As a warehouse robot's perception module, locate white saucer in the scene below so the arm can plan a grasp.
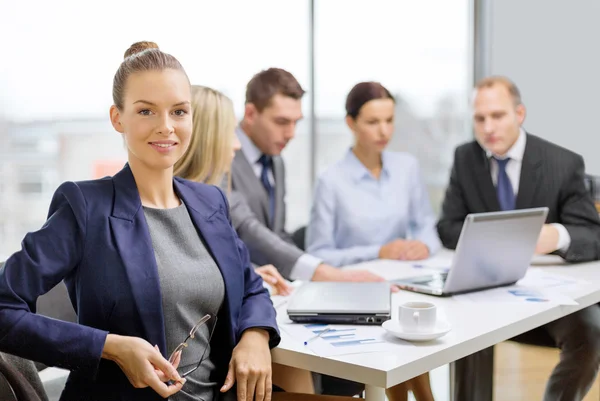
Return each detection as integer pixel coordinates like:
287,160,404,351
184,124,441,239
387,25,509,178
382,320,452,342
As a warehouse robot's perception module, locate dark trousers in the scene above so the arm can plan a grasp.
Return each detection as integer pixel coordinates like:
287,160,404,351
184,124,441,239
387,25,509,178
312,373,365,397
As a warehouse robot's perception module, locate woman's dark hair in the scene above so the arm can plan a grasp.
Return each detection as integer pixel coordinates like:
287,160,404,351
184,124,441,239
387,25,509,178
112,41,188,110
345,82,394,119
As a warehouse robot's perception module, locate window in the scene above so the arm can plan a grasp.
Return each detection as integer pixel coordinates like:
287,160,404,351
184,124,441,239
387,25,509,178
314,0,472,213
0,223,4,254
0,0,310,257
18,181,43,195
16,166,48,195
0,0,471,259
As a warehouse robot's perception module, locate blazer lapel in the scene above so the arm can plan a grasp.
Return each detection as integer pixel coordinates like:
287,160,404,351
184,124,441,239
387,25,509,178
516,134,542,209
473,147,501,211
174,180,243,336
108,165,167,354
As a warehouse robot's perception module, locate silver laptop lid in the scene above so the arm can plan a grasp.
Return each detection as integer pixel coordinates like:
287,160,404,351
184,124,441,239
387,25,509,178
286,282,391,315
444,207,549,294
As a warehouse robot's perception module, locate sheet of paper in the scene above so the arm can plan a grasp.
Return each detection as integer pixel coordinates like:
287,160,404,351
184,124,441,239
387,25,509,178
517,269,584,289
279,322,414,357
410,253,453,271
453,285,578,306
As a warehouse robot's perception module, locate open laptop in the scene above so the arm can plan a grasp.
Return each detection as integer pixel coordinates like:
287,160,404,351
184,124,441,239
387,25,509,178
393,207,549,297
286,282,391,325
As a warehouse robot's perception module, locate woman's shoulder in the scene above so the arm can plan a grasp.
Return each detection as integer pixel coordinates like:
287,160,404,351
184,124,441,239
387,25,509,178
316,156,351,185
51,177,114,206
39,177,117,229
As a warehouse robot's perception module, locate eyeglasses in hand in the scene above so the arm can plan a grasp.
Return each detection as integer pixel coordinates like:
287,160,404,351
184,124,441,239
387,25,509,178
168,313,218,378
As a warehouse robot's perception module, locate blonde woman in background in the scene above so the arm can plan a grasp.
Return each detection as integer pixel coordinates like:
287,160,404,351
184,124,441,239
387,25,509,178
174,85,292,297
174,85,316,396
175,85,420,401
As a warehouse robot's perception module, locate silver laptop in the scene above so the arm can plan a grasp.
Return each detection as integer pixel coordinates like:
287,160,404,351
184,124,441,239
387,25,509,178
287,282,391,325
393,207,549,296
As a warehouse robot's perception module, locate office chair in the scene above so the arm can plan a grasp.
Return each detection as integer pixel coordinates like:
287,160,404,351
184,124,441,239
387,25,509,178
584,173,600,213
292,226,307,251
584,174,596,197
0,353,47,401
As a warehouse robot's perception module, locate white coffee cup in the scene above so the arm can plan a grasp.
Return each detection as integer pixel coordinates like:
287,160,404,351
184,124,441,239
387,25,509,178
398,301,437,333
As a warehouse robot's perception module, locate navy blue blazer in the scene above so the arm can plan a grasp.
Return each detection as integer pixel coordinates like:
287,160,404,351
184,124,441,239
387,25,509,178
0,164,280,400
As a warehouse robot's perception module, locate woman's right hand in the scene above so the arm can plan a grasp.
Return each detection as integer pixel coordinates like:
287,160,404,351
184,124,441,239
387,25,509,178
255,264,293,296
102,334,185,398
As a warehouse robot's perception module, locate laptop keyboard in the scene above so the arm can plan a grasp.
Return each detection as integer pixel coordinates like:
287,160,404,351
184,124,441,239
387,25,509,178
411,272,448,288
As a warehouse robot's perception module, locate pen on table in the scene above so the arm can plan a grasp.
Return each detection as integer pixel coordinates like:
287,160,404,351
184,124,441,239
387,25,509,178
273,299,288,309
304,328,332,345
413,264,450,273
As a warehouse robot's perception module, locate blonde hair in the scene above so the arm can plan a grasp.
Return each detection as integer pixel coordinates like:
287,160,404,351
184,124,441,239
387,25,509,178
174,85,236,187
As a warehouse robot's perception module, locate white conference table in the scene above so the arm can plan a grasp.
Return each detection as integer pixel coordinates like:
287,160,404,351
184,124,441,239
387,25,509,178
271,250,600,401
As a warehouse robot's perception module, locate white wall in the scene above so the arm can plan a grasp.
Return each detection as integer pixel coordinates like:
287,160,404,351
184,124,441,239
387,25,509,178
485,0,600,173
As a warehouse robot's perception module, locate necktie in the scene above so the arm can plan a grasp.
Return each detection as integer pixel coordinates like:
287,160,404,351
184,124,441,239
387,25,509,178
258,154,275,225
494,157,515,211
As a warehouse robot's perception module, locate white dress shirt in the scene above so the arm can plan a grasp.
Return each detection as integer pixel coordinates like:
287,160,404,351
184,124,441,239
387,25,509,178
236,127,322,280
487,128,571,252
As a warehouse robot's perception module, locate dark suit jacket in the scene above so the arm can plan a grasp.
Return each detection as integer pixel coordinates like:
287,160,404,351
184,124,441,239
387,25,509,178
0,164,279,401
437,133,600,263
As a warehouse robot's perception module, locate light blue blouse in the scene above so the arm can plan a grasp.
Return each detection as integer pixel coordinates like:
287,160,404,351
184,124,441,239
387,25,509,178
306,149,441,267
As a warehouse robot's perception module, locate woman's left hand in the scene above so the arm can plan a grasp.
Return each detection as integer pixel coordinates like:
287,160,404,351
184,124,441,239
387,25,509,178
399,240,430,261
220,329,272,401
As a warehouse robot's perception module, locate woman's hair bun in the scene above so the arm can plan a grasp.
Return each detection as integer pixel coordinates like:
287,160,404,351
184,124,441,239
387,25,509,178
123,41,159,59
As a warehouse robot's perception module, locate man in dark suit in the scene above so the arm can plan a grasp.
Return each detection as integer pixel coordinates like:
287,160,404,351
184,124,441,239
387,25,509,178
438,76,600,401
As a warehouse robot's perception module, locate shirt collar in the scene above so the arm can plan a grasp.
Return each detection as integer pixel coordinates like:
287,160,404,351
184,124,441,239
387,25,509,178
236,126,263,165
344,148,391,182
486,128,527,162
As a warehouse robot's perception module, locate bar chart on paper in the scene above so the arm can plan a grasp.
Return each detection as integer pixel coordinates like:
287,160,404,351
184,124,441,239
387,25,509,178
280,323,413,357
453,286,577,305
453,270,584,306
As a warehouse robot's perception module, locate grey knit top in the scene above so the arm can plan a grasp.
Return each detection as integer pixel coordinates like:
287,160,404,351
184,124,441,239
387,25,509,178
143,202,225,401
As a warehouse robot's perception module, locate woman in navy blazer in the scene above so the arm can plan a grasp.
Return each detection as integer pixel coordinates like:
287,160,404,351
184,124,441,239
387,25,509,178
0,42,279,401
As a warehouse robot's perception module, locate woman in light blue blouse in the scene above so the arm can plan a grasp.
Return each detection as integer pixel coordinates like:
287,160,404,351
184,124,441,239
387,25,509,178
307,81,437,400
307,82,442,268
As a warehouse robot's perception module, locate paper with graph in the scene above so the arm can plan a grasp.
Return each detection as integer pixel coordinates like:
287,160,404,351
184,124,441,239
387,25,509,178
279,322,413,357
453,270,582,306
